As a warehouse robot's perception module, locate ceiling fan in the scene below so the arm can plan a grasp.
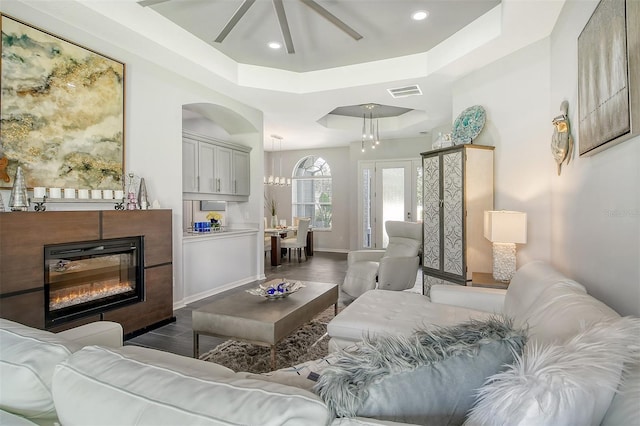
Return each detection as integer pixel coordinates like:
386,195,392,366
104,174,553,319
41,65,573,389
138,0,363,54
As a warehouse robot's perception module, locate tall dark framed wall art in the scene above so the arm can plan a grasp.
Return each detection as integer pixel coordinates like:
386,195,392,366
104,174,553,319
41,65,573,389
0,14,125,189
577,0,639,156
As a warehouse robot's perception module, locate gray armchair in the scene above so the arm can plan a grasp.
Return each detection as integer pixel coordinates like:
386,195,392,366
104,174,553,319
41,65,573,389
340,220,422,304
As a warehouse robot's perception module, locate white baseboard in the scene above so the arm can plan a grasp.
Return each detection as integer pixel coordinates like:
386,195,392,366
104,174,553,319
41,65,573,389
172,301,187,310
174,275,262,309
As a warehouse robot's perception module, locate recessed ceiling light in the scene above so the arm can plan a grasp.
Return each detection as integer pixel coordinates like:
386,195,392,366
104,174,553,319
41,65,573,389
268,41,281,49
412,10,429,21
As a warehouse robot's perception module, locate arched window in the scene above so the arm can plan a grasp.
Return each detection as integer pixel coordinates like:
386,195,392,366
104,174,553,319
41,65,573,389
292,156,332,230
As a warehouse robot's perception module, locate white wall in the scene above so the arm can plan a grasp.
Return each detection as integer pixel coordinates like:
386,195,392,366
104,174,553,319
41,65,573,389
182,117,231,141
2,1,265,307
448,1,639,316
452,38,553,268
549,0,639,316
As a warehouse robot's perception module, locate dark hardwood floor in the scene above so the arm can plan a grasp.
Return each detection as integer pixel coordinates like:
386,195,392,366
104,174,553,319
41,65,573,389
126,251,348,358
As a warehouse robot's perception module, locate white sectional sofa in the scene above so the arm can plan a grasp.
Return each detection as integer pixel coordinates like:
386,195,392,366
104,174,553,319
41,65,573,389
327,261,640,425
1,261,637,425
329,260,624,350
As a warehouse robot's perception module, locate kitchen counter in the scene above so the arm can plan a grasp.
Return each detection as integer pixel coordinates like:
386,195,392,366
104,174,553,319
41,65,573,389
182,228,258,241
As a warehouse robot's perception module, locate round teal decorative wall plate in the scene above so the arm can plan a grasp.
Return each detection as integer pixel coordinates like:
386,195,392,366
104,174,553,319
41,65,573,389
451,105,486,145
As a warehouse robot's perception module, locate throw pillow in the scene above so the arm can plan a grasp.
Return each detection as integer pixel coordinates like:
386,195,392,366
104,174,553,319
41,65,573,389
314,316,526,426
465,316,640,426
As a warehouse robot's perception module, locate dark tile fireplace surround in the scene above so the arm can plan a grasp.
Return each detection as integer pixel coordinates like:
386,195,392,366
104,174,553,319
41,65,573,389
0,210,174,337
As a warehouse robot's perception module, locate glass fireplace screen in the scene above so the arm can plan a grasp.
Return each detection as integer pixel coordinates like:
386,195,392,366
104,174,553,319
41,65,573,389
44,237,144,327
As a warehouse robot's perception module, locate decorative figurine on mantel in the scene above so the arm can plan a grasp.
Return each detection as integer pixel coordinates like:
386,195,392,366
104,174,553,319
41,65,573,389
127,191,137,210
137,177,149,210
551,100,574,176
9,166,29,211
124,172,139,210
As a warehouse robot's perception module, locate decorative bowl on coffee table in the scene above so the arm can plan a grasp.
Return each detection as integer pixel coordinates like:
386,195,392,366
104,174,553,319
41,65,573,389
246,280,304,300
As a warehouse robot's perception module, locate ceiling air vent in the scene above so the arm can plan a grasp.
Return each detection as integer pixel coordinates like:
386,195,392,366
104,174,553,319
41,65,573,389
387,85,422,98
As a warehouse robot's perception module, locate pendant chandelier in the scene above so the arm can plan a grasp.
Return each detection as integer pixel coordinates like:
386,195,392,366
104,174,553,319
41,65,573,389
264,134,291,187
361,104,381,152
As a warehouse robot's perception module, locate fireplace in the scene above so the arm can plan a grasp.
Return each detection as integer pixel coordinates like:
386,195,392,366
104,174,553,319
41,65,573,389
44,237,144,327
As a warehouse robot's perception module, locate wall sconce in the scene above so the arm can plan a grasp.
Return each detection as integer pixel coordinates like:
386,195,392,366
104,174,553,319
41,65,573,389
483,210,527,282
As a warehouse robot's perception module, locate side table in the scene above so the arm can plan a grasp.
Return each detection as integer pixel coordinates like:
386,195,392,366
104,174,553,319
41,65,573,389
471,272,510,289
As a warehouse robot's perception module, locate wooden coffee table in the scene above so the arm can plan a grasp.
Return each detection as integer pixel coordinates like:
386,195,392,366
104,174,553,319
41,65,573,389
192,281,338,370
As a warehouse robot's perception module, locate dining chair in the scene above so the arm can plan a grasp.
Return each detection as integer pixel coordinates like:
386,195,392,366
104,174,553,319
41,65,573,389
264,235,272,258
293,217,311,238
282,218,310,262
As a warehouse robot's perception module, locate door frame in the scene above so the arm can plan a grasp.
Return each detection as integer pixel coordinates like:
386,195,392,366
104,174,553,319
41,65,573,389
357,158,421,250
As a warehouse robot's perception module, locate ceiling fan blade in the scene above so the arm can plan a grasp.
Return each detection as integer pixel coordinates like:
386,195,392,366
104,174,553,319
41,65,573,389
300,0,363,41
138,0,171,7
272,0,295,54
214,0,257,43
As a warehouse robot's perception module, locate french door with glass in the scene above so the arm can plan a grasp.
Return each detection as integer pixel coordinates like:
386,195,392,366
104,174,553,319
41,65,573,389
357,159,422,249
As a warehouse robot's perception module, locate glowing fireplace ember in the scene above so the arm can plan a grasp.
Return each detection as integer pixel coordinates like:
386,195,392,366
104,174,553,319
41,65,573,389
50,281,134,311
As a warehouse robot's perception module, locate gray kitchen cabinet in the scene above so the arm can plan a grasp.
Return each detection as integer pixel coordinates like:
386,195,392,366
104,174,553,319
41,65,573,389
182,130,251,201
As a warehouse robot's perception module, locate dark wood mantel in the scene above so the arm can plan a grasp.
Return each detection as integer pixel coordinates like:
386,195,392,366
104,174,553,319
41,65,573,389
0,210,174,336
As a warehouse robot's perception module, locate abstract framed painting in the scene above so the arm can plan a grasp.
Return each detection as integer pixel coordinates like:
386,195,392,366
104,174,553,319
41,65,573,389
0,14,125,189
577,0,639,156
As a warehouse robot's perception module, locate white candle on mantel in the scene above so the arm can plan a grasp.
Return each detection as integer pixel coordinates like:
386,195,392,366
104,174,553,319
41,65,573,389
78,189,89,199
114,190,124,199
33,187,46,198
49,188,62,198
91,189,102,199
63,188,76,199
102,189,113,199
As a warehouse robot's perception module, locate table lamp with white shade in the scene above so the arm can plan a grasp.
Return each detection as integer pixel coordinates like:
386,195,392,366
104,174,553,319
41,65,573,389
483,211,527,282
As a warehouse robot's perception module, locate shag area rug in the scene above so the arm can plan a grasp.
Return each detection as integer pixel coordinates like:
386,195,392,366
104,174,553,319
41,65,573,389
199,306,336,373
